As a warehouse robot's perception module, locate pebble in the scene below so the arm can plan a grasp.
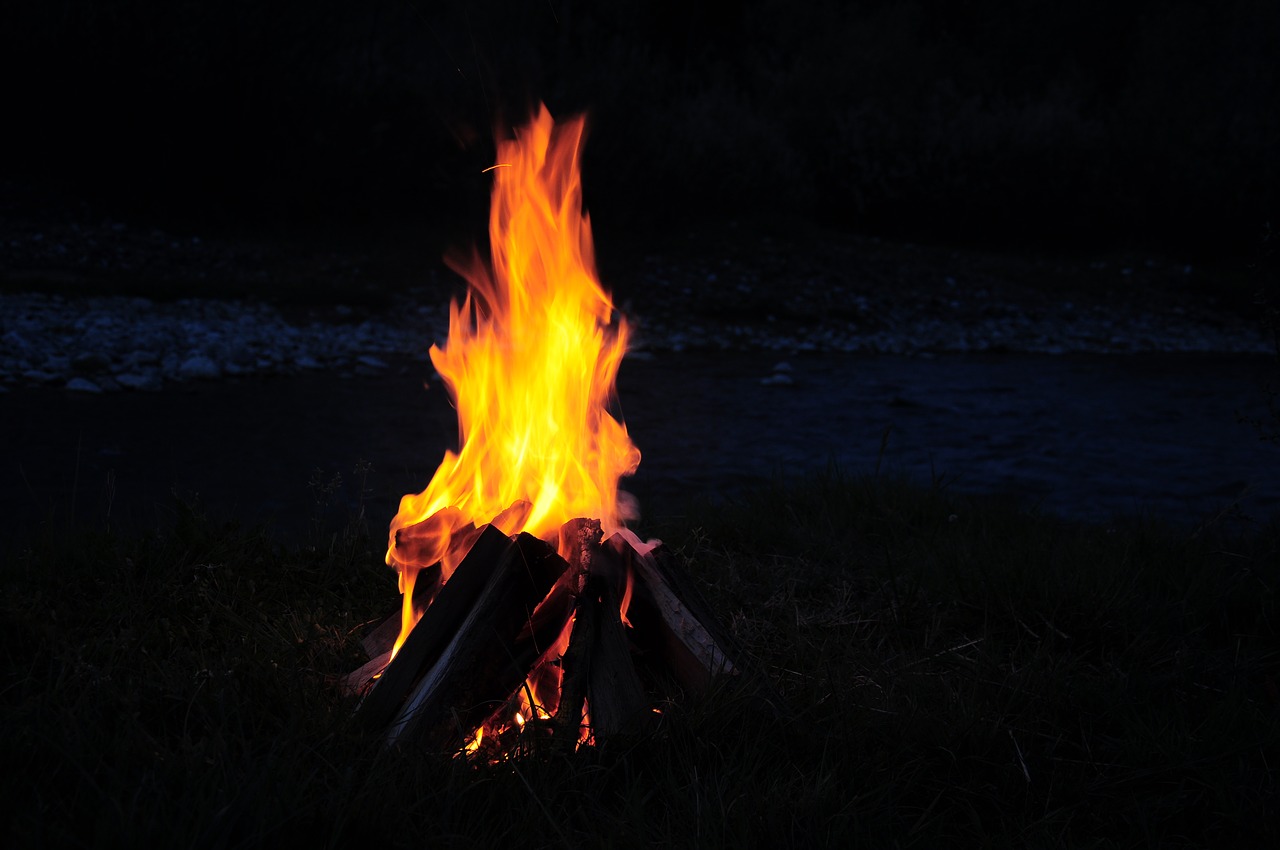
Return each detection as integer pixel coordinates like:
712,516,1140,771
65,377,102,393
0,292,449,391
115,372,162,392
179,355,222,379
0,283,1273,393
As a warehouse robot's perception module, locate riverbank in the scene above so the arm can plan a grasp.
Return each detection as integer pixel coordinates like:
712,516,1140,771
2,215,1273,394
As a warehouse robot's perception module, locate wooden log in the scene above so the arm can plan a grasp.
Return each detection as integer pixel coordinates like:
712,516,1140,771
559,517,601,586
585,575,651,739
553,577,595,745
386,531,564,748
359,562,443,659
341,648,392,697
357,524,517,731
351,516,785,752
553,541,650,745
360,614,401,660
545,517,605,744
616,536,789,720
392,507,470,569
503,557,583,680
603,534,736,692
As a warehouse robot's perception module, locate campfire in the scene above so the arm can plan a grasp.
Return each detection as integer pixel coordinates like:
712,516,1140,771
343,106,744,756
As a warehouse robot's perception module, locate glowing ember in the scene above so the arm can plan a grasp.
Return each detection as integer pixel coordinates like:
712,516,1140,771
385,106,640,661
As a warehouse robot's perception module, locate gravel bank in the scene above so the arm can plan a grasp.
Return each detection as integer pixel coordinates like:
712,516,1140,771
2,281,1271,394
2,215,1272,393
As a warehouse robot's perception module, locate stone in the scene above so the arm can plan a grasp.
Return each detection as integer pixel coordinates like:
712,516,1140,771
66,377,102,393
179,355,221,379
115,372,163,392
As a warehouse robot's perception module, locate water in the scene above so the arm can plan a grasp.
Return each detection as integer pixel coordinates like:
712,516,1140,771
2,351,1276,547
619,351,1280,525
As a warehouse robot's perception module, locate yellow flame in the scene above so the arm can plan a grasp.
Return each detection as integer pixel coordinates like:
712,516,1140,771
464,726,484,755
386,104,640,654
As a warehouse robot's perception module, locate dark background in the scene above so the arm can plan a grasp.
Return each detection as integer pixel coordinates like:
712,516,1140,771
2,1,1279,542
3,0,1277,259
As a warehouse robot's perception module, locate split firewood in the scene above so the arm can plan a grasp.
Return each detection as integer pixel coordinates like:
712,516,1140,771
358,561,443,661
583,575,651,738
560,517,601,588
628,539,789,719
358,524,520,731
553,571,596,745
360,614,401,661
346,516,785,752
393,507,473,570
604,533,736,691
554,547,651,745
386,531,564,747
342,563,446,697
341,649,393,697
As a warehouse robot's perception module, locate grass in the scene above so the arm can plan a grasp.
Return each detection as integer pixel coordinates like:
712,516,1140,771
2,472,1277,847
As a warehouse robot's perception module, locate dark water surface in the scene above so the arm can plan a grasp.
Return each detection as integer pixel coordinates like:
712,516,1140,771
620,352,1280,526
3,352,1277,547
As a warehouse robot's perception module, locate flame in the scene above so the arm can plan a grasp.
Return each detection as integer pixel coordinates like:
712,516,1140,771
619,564,635,628
467,611,574,753
386,104,640,659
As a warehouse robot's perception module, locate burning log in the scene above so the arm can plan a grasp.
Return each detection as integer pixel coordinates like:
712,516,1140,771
386,531,563,747
348,515,763,753
343,563,445,694
570,573,651,740
355,524,517,729
359,525,565,744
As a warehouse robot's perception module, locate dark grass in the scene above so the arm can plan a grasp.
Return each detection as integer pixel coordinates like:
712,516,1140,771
3,472,1278,847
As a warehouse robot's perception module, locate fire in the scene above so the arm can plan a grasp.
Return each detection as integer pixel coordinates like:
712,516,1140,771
343,110,742,754
386,105,641,660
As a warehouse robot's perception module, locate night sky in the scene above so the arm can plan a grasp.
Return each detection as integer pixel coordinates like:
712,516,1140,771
3,0,1277,257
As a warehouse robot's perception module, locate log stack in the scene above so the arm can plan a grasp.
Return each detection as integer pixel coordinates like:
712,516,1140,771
343,517,758,755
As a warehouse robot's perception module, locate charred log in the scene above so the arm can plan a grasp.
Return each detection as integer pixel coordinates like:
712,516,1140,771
385,531,563,747
358,525,533,731
583,575,650,739
345,517,781,753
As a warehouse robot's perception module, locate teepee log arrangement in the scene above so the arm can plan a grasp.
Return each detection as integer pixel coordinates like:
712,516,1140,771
343,518,756,755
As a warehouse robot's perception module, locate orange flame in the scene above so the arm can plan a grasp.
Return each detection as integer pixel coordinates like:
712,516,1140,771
386,105,641,656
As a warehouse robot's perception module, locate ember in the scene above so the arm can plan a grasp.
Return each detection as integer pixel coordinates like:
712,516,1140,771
345,105,747,755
